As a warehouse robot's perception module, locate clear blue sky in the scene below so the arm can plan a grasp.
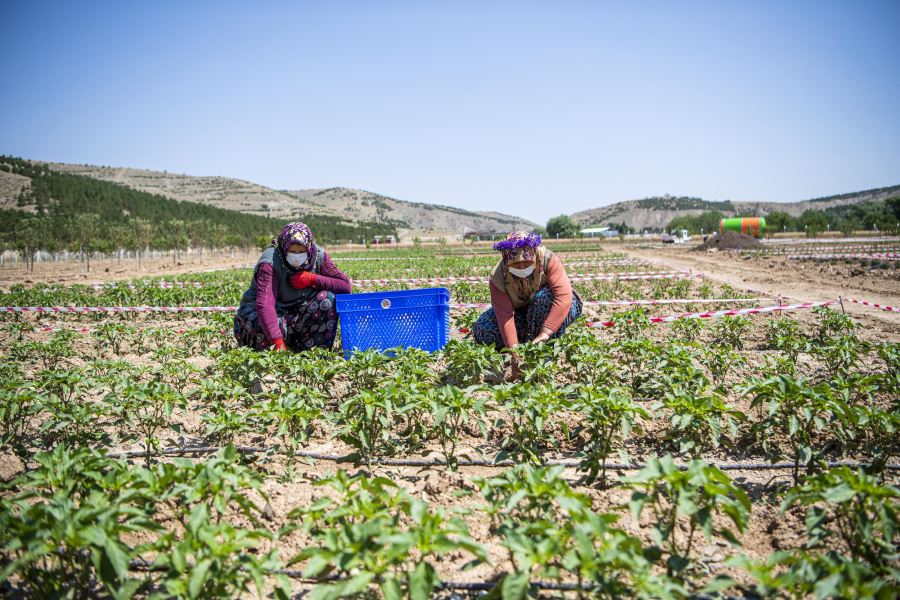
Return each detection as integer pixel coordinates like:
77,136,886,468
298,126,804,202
2,1,898,225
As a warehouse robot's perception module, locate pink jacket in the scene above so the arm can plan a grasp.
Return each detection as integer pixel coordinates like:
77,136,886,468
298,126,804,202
489,254,572,347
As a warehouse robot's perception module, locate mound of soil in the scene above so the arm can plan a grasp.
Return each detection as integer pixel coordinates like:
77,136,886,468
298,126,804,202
692,230,763,251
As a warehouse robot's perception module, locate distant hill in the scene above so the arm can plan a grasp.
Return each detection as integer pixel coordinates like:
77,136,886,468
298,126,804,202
42,163,536,238
0,156,395,259
571,186,900,231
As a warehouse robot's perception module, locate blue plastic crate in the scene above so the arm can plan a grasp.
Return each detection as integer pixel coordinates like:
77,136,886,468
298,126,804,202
335,288,451,358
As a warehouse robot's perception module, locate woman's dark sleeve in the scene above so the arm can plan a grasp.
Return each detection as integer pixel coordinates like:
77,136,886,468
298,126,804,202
316,253,352,294
254,263,283,343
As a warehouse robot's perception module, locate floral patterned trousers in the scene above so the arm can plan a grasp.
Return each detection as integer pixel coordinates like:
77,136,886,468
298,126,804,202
471,287,582,348
234,290,338,351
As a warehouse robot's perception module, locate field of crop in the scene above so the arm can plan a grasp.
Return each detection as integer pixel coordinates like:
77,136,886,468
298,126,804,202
1,241,898,599
741,239,900,270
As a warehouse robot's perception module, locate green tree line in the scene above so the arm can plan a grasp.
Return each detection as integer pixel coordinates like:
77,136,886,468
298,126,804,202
0,156,396,263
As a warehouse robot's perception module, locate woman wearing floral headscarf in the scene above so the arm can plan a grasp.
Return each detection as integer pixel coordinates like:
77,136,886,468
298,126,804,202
234,222,352,351
472,231,582,370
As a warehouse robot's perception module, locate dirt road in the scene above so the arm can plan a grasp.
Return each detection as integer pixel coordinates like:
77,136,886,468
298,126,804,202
625,244,900,337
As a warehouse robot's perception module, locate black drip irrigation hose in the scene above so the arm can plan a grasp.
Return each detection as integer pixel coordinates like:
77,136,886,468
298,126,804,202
129,560,749,598
105,444,900,472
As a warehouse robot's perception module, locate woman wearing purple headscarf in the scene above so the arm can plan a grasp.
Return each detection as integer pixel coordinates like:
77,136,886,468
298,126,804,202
472,231,582,373
234,222,352,351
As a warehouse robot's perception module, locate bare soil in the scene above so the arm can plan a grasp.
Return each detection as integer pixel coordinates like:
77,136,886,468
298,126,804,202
625,243,900,336
692,231,763,251
0,251,257,288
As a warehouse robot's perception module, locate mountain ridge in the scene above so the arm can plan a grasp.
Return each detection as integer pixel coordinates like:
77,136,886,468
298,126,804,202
39,162,537,237
571,185,900,231
5,159,896,235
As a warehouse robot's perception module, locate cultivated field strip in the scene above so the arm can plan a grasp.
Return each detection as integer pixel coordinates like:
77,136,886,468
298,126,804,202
1,247,898,599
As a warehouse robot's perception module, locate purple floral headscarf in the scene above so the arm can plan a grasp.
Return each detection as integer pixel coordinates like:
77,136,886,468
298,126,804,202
274,222,318,271
493,231,543,265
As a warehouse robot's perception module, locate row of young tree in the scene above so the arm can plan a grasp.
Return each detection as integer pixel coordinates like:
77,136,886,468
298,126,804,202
0,210,253,271
0,156,397,269
666,198,900,236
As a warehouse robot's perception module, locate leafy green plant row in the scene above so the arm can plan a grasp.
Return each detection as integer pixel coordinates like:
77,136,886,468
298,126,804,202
4,354,897,491
3,445,896,599
1,444,289,599
3,308,897,487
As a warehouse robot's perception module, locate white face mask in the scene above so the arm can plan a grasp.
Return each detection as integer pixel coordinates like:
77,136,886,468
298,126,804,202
286,252,308,268
508,264,535,278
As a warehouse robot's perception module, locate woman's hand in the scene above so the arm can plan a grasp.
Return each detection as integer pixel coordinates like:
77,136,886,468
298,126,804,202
506,350,522,382
533,326,554,344
289,271,317,289
271,338,288,351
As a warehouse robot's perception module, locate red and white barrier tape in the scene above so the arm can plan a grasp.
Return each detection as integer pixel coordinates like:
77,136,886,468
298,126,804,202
353,271,698,286
22,300,847,335
586,297,764,307
1,297,760,314
762,237,900,245
752,246,900,255
199,264,255,273
330,256,425,261
450,297,764,310
583,300,837,329
468,259,651,271
32,326,228,334
787,253,899,261
454,301,837,333
559,259,649,267
91,281,203,289
1,306,237,313
77,270,696,291
844,298,899,313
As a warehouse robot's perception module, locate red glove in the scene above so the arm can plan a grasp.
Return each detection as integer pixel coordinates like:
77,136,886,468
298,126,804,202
289,271,317,289
271,338,288,351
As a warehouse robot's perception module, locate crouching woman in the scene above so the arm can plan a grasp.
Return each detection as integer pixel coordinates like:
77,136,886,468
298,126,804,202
472,231,582,366
234,222,351,352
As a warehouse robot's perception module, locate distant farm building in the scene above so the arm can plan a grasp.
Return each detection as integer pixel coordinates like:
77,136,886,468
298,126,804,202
463,229,508,241
581,227,619,238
